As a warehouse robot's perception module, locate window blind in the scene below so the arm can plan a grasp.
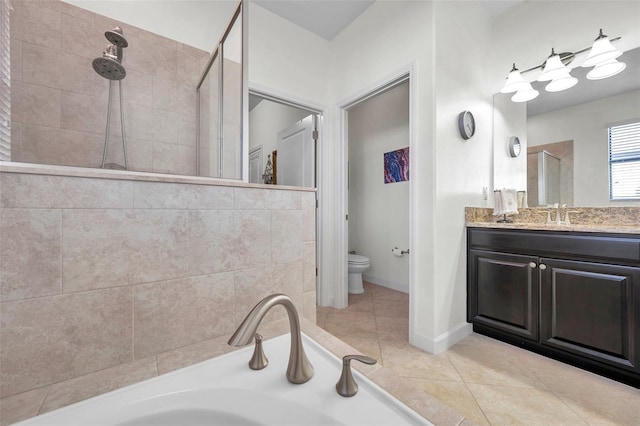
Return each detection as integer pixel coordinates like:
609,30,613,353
609,121,640,200
0,0,11,161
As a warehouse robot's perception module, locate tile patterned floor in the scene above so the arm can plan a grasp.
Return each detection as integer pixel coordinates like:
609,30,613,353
317,282,640,426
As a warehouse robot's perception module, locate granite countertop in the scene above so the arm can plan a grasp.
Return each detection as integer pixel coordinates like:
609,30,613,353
465,207,640,235
466,221,640,234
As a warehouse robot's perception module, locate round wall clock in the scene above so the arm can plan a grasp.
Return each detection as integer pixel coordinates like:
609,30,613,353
509,136,521,157
458,111,476,140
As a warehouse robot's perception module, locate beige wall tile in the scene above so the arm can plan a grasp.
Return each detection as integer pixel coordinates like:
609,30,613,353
128,210,188,284
124,69,152,108
0,174,133,209
10,40,23,82
134,182,233,210
61,11,101,60
133,272,235,358
152,142,196,176
123,137,153,172
176,83,197,117
40,357,157,414
21,42,65,89
0,387,49,426
302,193,316,242
104,134,149,171
124,101,153,140
62,209,132,291
234,210,271,270
177,114,197,147
155,335,235,375
303,241,316,293
0,287,134,397
16,124,103,168
234,187,302,210
1,209,61,302
151,76,178,112
60,54,109,99
151,109,178,144
60,91,107,134
271,210,303,264
302,291,317,324
178,48,207,86
63,209,188,291
234,262,303,326
187,210,236,275
42,0,95,22
10,2,61,49
11,81,61,128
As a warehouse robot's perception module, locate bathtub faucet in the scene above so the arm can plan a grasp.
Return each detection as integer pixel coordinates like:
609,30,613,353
228,294,314,384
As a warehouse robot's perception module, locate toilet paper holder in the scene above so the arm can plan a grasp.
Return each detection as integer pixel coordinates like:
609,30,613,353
392,247,410,256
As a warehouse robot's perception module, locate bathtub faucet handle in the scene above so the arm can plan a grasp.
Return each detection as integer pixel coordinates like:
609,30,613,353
336,355,377,397
249,333,268,370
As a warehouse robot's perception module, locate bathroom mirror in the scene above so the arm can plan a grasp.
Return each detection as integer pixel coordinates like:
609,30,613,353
5,0,247,179
493,46,640,207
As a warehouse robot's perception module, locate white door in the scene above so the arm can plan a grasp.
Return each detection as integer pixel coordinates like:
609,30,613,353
249,146,263,184
277,115,315,187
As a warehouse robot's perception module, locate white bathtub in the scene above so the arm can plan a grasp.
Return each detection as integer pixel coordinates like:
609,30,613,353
14,333,432,425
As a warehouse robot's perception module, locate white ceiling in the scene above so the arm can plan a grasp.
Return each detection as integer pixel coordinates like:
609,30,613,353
252,0,375,41
253,0,523,41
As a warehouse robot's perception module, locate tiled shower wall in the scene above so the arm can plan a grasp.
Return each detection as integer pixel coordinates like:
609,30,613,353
10,0,210,174
0,171,316,403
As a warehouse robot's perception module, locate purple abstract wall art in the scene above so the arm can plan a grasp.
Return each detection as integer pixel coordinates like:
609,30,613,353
384,147,409,184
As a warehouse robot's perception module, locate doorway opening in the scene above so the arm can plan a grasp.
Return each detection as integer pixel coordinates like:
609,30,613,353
335,67,415,343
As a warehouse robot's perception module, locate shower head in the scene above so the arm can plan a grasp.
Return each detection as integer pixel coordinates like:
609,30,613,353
93,26,128,80
105,26,128,48
92,55,126,80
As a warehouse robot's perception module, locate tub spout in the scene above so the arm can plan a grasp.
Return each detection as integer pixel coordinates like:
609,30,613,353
228,294,314,384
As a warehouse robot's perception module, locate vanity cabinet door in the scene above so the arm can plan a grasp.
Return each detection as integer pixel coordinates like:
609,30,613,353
468,250,539,341
539,258,640,374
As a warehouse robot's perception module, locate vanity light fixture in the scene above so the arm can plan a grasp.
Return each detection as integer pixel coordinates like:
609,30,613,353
500,64,540,102
537,48,578,92
581,29,623,68
587,58,626,80
500,29,624,102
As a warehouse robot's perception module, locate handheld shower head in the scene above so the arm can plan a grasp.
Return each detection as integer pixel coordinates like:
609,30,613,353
93,27,128,80
105,26,128,48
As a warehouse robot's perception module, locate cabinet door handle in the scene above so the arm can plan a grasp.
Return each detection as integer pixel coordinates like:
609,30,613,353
539,264,547,270
529,262,537,268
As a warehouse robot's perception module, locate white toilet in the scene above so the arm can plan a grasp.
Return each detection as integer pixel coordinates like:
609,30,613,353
348,254,371,294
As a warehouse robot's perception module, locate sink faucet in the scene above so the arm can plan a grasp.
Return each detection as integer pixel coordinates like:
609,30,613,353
228,294,314,384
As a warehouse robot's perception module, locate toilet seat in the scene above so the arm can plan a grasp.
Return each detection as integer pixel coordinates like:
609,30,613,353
348,254,370,264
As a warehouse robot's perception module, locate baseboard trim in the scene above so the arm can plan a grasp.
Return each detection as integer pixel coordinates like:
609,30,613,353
410,322,473,355
363,274,409,294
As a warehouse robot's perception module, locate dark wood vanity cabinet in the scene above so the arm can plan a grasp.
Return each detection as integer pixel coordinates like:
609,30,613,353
467,227,640,387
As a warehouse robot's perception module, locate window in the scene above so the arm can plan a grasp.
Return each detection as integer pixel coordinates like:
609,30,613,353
609,121,640,200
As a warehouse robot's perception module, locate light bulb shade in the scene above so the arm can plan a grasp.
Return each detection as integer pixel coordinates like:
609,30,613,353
538,54,571,82
500,68,529,93
587,59,626,80
582,36,622,67
545,75,578,92
511,82,539,102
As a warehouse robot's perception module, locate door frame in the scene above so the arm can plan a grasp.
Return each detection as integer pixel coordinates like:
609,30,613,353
335,63,417,335
248,82,328,303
